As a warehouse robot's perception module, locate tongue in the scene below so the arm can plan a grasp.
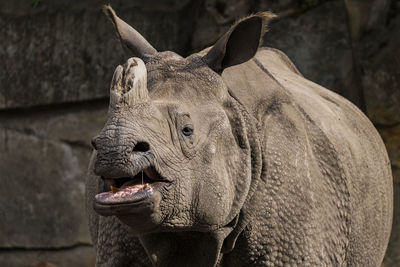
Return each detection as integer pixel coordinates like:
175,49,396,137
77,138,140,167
95,183,152,204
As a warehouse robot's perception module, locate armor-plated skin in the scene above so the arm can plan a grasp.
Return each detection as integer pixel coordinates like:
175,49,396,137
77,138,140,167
86,6,393,267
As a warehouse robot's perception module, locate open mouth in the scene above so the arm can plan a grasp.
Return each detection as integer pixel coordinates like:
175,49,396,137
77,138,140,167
95,166,168,205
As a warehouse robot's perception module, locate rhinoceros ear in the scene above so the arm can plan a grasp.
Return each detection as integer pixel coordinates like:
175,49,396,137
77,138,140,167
203,12,276,73
103,5,157,61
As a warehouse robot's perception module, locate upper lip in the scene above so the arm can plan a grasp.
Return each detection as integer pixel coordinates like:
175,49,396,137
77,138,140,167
94,150,155,178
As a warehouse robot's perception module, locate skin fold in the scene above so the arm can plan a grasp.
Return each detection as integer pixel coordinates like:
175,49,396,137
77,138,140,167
86,5,393,267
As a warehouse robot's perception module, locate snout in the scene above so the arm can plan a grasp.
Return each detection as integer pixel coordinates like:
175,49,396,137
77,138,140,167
91,136,171,218
92,139,154,178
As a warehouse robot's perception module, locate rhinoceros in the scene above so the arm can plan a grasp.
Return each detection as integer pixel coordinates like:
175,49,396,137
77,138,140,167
86,5,393,267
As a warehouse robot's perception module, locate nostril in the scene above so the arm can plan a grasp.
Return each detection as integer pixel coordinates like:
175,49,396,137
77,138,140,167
133,142,150,152
91,137,98,150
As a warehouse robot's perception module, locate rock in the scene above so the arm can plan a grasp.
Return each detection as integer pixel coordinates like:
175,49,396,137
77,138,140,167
0,100,108,146
382,183,400,267
0,245,95,267
1,0,192,14
190,0,303,52
0,129,92,247
379,125,400,183
361,31,400,125
0,101,108,248
345,0,400,125
378,125,400,267
263,1,359,104
257,0,302,15
191,0,251,51
0,2,194,108
344,0,390,42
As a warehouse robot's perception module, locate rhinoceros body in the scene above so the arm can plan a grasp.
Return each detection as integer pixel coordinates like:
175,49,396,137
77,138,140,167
86,6,393,267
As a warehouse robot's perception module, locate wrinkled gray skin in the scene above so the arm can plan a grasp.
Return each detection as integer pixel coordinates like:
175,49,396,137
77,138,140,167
86,6,393,267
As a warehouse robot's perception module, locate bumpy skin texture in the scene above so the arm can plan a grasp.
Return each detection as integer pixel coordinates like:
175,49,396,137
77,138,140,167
220,48,393,266
86,6,393,267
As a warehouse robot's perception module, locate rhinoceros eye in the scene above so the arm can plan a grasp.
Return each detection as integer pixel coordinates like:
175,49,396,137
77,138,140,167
182,124,194,136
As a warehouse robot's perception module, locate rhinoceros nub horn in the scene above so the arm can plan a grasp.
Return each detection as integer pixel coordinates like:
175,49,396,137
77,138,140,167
109,57,149,107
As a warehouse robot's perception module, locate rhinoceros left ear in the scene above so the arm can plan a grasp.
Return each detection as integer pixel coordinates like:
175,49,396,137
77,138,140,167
203,12,276,73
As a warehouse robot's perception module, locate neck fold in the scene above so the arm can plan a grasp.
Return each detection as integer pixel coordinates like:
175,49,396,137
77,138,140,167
139,229,231,267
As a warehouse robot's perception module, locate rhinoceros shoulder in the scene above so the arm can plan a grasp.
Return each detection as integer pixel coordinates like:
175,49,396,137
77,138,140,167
222,46,376,140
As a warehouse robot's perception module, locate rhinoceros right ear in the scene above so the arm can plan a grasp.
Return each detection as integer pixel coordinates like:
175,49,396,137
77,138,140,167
103,5,157,61
203,12,276,73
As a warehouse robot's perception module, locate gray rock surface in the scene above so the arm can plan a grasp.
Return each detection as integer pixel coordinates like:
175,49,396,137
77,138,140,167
265,1,353,97
0,129,91,247
0,100,108,144
0,1,195,108
361,28,400,125
0,101,107,265
0,245,95,267
382,183,400,267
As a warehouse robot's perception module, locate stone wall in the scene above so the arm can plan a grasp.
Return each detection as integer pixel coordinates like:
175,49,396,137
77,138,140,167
0,0,398,266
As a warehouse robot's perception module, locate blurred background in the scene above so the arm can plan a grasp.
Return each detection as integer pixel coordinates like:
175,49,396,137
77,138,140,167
0,0,399,266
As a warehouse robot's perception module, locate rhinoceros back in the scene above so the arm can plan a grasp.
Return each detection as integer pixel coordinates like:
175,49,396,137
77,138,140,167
222,47,393,266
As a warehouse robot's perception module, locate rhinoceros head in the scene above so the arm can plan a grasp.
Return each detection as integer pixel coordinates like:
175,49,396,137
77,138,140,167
91,6,273,236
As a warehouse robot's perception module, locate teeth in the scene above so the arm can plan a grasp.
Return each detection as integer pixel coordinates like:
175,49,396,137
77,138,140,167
104,178,116,188
110,185,120,193
103,166,163,194
141,183,149,191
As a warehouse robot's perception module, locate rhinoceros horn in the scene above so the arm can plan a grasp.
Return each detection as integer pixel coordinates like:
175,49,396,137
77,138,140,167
103,5,157,61
109,57,149,107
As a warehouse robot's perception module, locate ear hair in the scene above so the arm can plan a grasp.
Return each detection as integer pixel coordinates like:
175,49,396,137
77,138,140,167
233,11,276,44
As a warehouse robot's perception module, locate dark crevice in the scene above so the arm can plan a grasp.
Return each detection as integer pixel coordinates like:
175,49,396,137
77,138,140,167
0,242,92,252
0,127,92,149
283,0,335,18
343,0,367,112
60,139,92,150
214,1,227,16
0,127,41,139
179,1,199,56
0,97,109,118
386,0,400,26
374,122,400,130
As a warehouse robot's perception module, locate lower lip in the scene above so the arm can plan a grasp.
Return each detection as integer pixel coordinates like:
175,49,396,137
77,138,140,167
95,184,153,205
93,183,169,217
94,181,170,206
